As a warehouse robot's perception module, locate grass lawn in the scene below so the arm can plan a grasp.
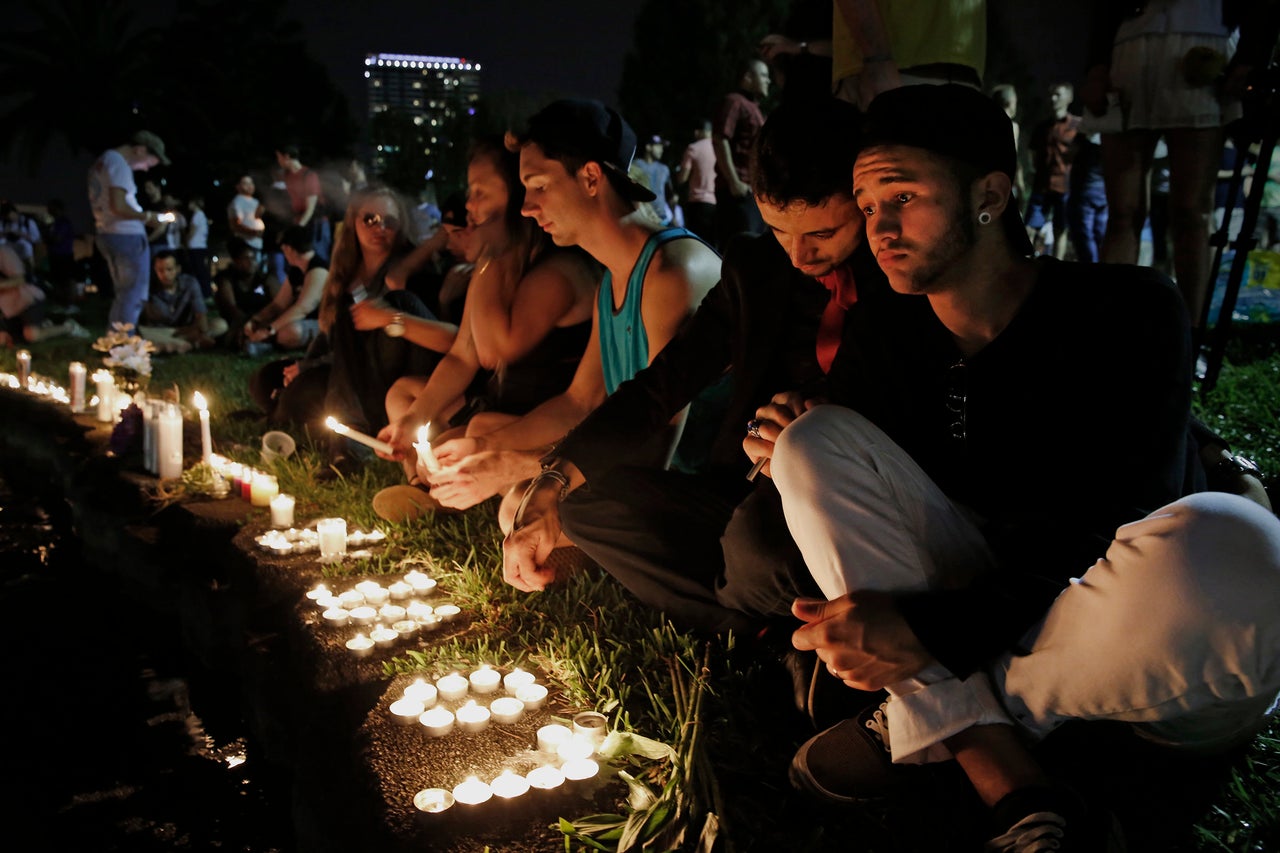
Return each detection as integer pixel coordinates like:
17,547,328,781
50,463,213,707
4,293,1279,852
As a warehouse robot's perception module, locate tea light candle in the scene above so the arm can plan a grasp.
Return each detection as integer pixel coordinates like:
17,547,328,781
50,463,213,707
489,696,525,725
557,734,595,762
420,706,455,737
561,758,600,782
490,770,530,801
94,370,115,422
515,683,549,711
317,595,342,610
378,604,406,623
391,619,418,636
526,764,565,792
250,472,279,507
156,403,183,479
322,607,350,626
414,423,440,473
270,494,295,528
452,776,492,807
406,601,434,622
317,518,347,560
370,624,398,647
338,590,365,609
363,587,390,607
354,580,381,595
15,349,31,387
387,581,412,600
503,668,536,695
403,678,438,706
537,724,573,754
305,583,330,601
193,391,213,464
434,604,460,622
348,606,377,626
389,697,425,723
469,665,500,695
413,788,454,814
455,701,490,733
573,711,609,748
346,633,374,657
404,570,437,596
436,672,468,702
69,362,86,412
420,614,443,631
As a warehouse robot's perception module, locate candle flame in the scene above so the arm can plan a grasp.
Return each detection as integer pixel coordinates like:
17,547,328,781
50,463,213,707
193,391,207,411
417,424,430,445
325,415,343,432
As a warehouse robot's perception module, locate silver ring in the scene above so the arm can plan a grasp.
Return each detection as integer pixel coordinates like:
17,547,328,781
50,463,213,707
747,419,762,439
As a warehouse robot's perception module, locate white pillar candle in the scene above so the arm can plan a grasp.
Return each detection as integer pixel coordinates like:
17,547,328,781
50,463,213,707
503,668,536,695
141,400,157,473
345,633,374,657
324,416,394,455
413,788,455,814
452,776,492,807
536,724,573,754
316,518,347,560
489,696,525,725
269,493,295,528
469,665,500,695
156,403,183,480
389,697,425,723
490,770,530,801
15,350,30,387
525,765,565,792
436,672,469,702
94,371,115,423
419,706,454,737
403,678,438,706
516,683,549,711
193,391,213,464
69,362,86,412
414,423,440,473
454,700,490,733
250,472,278,507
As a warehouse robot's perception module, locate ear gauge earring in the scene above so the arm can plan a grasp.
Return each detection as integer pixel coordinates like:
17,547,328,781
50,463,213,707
977,211,992,225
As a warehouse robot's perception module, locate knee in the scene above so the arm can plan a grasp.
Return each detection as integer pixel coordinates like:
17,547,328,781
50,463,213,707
773,406,876,492
276,322,305,349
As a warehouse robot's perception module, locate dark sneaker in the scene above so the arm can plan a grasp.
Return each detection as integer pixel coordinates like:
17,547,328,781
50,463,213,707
986,785,1126,852
789,698,899,802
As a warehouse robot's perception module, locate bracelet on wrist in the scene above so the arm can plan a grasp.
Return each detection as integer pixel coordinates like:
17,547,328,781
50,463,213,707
531,467,570,501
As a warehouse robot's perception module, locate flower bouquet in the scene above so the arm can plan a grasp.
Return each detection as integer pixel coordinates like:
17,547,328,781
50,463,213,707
94,322,155,394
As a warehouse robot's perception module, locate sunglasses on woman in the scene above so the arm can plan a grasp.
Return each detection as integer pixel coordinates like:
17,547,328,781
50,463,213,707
360,212,401,231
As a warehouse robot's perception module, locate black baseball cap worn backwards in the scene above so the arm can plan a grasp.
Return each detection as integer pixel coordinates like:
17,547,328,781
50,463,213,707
521,98,656,203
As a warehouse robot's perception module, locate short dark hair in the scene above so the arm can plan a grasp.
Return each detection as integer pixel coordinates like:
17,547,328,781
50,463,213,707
276,144,300,160
154,249,179,264
750,97,861,207
278,225,313,253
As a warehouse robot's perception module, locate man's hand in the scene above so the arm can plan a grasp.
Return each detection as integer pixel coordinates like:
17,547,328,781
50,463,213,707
376,416,417,461
743,390,819,479
433,435,482,468
792,592,935,691
424,450,527,509
502,479,564,592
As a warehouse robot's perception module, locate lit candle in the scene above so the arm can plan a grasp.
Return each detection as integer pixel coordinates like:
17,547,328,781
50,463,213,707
436,672,469,702
503,668,536,695
389,697,425,723
193,391,213,464
338,589,365,609
434,604,460,622
413,788,455,814
489,696,525,725
403,678,438,706
414,423,440,473
363,587,390,607
250,472,279,507
143,400,161,474
525,764,565,792
15,349,31,388
420,614,443,631
316,595,342,610
226,462,244,491
69,362,86,412
469,665,500,695
406,601,434,622
94,370,115,423
404,570,437,596
324,415,394,455
452,776,492,807
348,606,377,626
317,518,347,560
322,607,350,626
573,711,609,748
240,467,254,500
370,624,398,647
391,619,418,636
387,581,412,600
305,583,330,601
557,734,595,762
536,724,573,755
346,633,374,657
516,683,549,711
420,706,454,737
455,701,491,733
378,604,406,623
156,403,183,480
490,769,530,801
561,758,600,782
270,494,295,529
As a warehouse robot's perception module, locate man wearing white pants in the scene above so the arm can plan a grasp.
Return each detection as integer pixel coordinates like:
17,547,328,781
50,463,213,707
744,84,1280,851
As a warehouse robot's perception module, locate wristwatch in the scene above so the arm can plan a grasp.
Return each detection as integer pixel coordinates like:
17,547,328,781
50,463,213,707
384,313,405,337
1215,454,1262,480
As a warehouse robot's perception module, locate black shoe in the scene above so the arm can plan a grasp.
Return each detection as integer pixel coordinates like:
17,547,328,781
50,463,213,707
789,697,902,802
986,785,1126,852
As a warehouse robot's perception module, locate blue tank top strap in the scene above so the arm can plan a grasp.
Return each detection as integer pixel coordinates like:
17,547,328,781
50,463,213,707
598,227,706,396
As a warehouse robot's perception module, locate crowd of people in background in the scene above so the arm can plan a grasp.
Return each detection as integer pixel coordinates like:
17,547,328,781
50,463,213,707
4,1,1280,849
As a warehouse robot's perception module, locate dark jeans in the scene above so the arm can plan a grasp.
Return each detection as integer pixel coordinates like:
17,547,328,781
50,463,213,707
560,466,817,635
1067,177,1108,264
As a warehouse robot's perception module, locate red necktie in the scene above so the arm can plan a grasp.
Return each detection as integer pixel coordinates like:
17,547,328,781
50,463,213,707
816,265,857,373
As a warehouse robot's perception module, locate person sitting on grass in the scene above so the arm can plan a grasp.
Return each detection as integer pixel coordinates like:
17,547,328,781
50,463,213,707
370,135,598,520
138,250,227,353
384,100,723,539
242,225,327,352
750,84,1280,850
213,238,277,350
0,240,90,347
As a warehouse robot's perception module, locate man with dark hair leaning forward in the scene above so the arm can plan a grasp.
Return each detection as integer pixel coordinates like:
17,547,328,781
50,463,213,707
746,84,1280,849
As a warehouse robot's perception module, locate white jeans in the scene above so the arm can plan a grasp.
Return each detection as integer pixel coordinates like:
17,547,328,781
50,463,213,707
774,405,1280,764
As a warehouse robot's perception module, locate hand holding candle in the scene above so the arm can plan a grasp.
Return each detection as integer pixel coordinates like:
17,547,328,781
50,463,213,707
413,423,440,473
325,416,394,456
